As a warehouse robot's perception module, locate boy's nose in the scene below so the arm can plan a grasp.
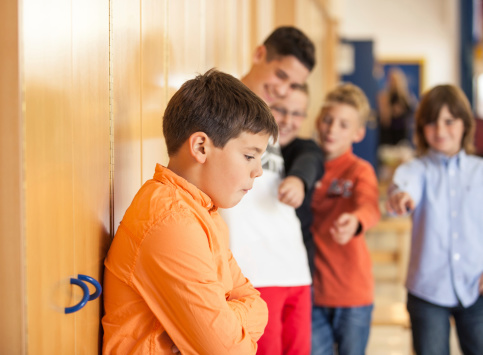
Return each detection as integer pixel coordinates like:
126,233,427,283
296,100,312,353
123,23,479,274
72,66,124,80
274,82,291,99
252,161,263,178
281,113,291,126
435,121,446,134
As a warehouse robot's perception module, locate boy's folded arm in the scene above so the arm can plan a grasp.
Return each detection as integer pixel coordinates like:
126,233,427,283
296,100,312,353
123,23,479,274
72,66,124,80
133,216,260,354
226,249,268,341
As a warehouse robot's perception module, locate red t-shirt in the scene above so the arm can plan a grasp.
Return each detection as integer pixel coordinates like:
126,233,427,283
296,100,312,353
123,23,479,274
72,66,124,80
311,150,381,307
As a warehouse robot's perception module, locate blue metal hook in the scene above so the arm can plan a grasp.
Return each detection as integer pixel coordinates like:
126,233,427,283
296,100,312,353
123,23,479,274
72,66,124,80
65,278,90,314
78,274,102,301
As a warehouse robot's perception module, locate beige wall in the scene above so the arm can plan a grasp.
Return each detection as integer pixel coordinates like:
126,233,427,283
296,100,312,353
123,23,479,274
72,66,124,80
338,0,460,90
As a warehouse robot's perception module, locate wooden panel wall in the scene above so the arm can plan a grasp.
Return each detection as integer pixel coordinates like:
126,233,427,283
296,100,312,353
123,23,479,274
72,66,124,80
296,0,339,138
23,0,77,352
0,0,25,353
71,1,110,351
112,0,254,230
22,0,110,353
111,0,143,230
141,0,168,189
273,0,339,139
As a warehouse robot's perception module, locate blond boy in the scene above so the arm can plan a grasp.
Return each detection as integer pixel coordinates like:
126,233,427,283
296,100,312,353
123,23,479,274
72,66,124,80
310,83,381,355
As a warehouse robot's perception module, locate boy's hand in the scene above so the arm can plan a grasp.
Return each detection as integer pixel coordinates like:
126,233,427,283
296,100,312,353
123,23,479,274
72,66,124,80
480,274,483,295
386,191,415,215
330,213,359,245
278,176,305,208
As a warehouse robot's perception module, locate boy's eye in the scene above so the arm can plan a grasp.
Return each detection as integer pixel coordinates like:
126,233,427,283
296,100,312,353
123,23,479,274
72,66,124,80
245,155,255,161
271,106,288,116
292,111,306,119
445,118,456,125
275,69,288,80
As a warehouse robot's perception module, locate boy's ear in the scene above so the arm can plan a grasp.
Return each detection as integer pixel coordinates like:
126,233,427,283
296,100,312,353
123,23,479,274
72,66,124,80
353,126,366,144
188,132,209,164
253,45,267,64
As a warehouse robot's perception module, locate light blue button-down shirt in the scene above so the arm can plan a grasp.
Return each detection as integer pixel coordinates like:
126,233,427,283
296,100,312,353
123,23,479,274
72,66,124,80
392,149,483,307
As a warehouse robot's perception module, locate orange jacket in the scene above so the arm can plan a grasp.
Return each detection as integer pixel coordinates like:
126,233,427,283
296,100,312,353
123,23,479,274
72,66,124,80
311,151,381,307
102,164,268,354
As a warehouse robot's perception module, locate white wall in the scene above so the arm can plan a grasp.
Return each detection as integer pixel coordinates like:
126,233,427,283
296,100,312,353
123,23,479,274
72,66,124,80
337,0,460,91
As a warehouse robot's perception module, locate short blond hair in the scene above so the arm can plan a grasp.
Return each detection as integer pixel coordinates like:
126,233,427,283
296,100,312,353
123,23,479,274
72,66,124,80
319,83,370,125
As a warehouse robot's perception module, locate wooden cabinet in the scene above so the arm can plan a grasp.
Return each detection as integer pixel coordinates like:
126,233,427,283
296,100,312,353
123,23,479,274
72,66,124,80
22,0,110,353
1,0,110,354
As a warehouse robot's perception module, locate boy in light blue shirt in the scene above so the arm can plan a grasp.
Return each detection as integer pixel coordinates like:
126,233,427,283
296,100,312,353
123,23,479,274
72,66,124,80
387,84,483,355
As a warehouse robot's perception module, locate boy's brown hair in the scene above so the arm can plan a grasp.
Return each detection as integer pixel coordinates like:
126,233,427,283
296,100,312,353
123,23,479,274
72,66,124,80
415,84,475,155
317,83,371,125
263,26,315,72
163,69,278,156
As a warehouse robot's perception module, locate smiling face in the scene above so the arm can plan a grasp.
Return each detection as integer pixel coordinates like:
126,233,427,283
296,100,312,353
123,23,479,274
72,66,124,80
316,103,365,161
243,46,310,105
271,89,308,147
423,105,464,157
201,131,269,208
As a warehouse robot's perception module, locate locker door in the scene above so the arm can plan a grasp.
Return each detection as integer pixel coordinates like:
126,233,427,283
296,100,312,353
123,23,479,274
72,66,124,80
23,0,109,353
341,39,379,170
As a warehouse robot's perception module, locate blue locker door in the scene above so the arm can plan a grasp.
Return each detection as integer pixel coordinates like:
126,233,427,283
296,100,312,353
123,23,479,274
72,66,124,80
340,39,379,171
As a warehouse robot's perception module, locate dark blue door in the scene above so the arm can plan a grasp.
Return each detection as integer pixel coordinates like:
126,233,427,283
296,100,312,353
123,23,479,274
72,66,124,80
340,39,379,171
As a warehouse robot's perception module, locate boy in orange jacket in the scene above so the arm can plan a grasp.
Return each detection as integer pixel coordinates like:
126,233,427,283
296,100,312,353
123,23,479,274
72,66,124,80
311,83,381,355
102,69,278,354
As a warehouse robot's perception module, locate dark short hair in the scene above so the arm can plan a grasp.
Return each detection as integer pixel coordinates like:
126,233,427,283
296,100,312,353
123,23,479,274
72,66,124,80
263,26,315,72
163,69,278,156
415,84,475,155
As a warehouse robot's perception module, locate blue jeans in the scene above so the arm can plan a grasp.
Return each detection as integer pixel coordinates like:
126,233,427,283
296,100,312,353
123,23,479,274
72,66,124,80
311,304,373,355
407,293,483,355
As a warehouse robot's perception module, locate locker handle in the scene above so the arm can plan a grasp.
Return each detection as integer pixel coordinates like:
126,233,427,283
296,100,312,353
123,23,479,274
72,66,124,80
64,274,102,314
78,274,102,301
65,277,90,314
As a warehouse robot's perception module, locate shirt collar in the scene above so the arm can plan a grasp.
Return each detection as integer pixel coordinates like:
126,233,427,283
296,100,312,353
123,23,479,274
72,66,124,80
153,164,217,212
427,149,467,170
324,148,354,169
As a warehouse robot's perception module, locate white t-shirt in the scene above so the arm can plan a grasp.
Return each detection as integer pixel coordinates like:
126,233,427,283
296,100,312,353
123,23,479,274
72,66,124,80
219,143,311,287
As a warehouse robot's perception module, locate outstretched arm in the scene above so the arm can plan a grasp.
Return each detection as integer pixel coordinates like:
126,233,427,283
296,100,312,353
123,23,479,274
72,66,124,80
330,212,360,245
280,139,324,207
386,190,415,215
351,163,381,235
278,175,305,208
388,158,426,212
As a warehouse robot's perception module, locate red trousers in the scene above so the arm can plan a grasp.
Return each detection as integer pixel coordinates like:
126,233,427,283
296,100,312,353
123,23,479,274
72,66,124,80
256,285,311,355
